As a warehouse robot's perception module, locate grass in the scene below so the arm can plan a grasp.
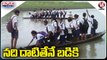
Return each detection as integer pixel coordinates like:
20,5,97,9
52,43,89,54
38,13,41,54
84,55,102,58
2,1,94,21
16,1,94,11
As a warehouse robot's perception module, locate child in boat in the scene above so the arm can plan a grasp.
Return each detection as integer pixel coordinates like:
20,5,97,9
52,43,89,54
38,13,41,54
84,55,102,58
59,18,66,44
28,30,47,47
80,13,89,40
66,17,74,41
72,14,81,40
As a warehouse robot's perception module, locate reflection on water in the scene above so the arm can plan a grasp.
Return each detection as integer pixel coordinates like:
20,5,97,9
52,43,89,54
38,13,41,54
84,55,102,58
1,9,106,59
78,38,104,59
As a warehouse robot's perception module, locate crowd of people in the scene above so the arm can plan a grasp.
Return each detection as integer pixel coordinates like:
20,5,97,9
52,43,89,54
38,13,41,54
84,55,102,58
8,9,98,48
28,9,98,47
30,8,67,20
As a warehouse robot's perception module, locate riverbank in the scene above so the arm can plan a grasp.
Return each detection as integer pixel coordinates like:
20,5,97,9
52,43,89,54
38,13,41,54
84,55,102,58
16,1,94,11
2,1,94,21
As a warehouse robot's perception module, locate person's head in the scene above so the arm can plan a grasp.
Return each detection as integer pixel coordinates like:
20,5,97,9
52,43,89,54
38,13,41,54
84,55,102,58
91,15,94,18
14,10,20,16
44,20,48,25
74,14,79,19
83,13,86,17
68,17,73,22
31,30,37,37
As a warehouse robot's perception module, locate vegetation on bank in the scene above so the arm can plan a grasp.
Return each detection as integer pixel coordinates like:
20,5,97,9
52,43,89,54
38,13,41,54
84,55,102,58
16,1,94,11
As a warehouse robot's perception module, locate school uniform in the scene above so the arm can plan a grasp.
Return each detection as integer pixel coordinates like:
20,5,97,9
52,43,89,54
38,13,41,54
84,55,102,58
66,21,73,41
80,17,89,34
33,33,45,45
72,18,81,38
51,20,59,41
11,14,18,39
87,17,93,34
45,24,54,34
63,10,66,18
51,10,56,20
88,17,96,35
59,21,66,43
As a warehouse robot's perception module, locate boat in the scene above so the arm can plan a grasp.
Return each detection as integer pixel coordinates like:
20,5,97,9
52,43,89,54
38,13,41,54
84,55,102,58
19,31,105,49
23,17,68,19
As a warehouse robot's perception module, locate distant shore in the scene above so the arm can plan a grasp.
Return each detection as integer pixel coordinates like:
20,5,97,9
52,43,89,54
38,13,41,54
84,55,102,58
16,1,94,11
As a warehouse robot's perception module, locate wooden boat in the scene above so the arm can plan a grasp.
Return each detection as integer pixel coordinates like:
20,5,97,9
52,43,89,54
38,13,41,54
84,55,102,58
23,17,68,19
19,31,105,49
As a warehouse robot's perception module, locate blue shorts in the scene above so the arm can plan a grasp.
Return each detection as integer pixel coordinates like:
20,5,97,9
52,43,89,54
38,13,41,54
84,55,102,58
73,29,80,37
67,33,72,41
11,30,18,39
54,33,60,41
91,28,96,35
60,35,65,42
38,38,45,43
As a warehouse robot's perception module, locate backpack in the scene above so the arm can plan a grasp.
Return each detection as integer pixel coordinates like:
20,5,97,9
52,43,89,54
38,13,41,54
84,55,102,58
38,31,48,37
93,19,98,29
81,18,89,30
6,16,15,33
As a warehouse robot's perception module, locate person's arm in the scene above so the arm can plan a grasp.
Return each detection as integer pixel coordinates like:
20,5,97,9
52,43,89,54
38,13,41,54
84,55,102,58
86,9,91,17
14,22,18,30
28,38,34,46
13,17,18,30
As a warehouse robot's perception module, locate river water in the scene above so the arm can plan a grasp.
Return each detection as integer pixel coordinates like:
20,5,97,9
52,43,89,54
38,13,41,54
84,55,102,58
1,9,106,59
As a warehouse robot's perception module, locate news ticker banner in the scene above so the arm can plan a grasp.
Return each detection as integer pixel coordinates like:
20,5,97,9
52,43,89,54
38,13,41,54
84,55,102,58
2,46,79,58
1,1,106,18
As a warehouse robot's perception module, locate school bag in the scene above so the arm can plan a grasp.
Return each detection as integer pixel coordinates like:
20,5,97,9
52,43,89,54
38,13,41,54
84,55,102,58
81,18,89,30
6,16,15,33
93,19,98,29
38,31,48,37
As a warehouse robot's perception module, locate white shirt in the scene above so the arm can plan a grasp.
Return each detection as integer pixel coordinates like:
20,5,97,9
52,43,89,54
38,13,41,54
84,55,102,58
88,17,93,28
72,18,81,30
35,34,44,41
45,24,54,33
11,14,18,30
66,21,73,34
59,21,65,35
51,20,57,33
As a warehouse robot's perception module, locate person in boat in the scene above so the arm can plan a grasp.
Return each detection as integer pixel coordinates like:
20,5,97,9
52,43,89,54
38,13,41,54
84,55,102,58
51,8,56,20
56,9,59,18
86,10,98,36
49,9,52,18
66,17,74,41
28,30,46,47
59,18,66,44
60,8,63,18
62,9,67,18
51,19,61,42
44,20,55,46
29,11,37,19
72,14,81,40
80,13,89,40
